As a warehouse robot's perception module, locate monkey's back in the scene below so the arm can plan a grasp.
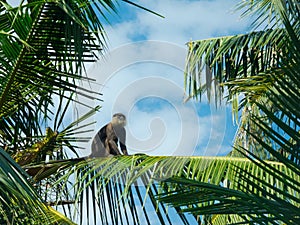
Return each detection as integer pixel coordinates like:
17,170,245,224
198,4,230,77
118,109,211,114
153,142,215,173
90,124,109,157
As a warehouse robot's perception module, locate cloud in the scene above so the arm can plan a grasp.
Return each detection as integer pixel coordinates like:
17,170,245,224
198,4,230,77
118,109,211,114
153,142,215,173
78,41,236,157
105,0,251,47
86,58,201,156
6,0,19,6
60,1,244,224
75,1,247,158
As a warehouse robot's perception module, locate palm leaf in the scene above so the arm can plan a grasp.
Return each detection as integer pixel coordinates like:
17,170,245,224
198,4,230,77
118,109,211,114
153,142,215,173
47,155,298,224
184,0,299,105
20,105,100,181
0,0,110,154
184,28,285,105
157,176,299,225
236,0,300,33
185,0,299,160
0,147,75,224
158,1,300,224
156,106,299,223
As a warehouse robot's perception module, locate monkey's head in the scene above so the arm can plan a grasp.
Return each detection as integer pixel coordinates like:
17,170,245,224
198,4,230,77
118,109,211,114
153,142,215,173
111,113,126,127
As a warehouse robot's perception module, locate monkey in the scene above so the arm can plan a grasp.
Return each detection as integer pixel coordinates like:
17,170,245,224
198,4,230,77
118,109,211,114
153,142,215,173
90,113,128,157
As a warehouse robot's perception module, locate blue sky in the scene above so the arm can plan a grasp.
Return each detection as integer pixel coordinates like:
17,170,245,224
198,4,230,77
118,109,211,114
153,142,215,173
7,0,251,157
78,0,252,157
7,0,254,224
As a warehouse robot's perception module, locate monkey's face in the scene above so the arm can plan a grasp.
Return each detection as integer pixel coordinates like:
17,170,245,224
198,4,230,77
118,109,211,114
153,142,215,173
112,113,126,127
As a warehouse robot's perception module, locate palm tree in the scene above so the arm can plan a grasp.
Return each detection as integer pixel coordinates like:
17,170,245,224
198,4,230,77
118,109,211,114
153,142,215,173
0,0,117,222
156,0,300,224
44,1,299,224
0,0,158,223
1,1,299,225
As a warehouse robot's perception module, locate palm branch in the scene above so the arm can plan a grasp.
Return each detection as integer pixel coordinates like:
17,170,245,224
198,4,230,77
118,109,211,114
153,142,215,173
0,0,108,155
0,147,76,224
44,154,298,224
184,0,299,159
0,1,165,223
156,1,300,224
156,72,300,223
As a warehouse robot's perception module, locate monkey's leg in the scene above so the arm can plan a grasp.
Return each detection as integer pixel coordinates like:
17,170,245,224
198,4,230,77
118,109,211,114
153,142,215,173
90,136,107,157
107,139,121,155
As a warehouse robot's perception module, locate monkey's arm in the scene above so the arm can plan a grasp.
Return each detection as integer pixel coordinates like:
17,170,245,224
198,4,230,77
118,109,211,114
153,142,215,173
106,123,121,155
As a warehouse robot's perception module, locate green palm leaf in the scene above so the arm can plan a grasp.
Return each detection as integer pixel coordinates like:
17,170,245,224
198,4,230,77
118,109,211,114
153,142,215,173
0,147,75,224
0,0,110,154
159,1,300,224
1,1,165,223
157,176,299,225
48,155,298,224
184,28,285,105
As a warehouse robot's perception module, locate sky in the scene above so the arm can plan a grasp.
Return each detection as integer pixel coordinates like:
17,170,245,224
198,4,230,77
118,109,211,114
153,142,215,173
74,2,253,223
7,0,253,224
6,0,252,157
78,0,252,157
7,0,252,157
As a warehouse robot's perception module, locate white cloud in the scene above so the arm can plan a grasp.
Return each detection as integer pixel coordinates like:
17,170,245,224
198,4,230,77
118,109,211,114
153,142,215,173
105,0,251,47
76,1,247,158
6,0,20,7
86,59,201,156
69,2,246,224
79,41,234,157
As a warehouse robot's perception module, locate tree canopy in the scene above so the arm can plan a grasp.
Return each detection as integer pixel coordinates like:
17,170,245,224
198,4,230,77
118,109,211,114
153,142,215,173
0,0,299,224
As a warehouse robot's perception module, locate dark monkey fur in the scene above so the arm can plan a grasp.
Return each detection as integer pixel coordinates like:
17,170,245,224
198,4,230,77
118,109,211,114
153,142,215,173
26,114,128,176
90,113,128,157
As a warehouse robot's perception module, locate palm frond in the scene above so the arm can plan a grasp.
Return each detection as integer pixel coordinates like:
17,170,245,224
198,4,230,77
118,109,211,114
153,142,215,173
157,176,299,225
184,0,298,106
0,147,75,224
0,0,110,154
184,28,285,105
47,155,298,224
236,0,299,32
160,2,300,223
156,95,300,223
121,0,164,18
11,104,99,171
0,0,103,114
185,0,299,161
